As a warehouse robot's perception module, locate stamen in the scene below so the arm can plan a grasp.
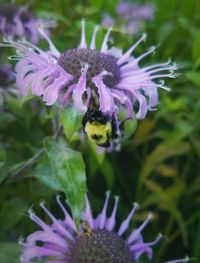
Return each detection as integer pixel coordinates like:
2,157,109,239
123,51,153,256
38,27,60,57
118,202,139,236
80,19,87,48
40,201,74,240
106,196,119,231
90,25,100,49
56,196,76,231
117,34,147,65
101,27,112,53
131,233,163,260
121,46,157,71
128,213,154,244
97,191,110,229
83,195,94,229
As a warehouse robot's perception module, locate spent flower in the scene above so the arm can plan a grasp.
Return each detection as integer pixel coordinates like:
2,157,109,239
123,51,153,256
20,193,190,263
1,20,177,146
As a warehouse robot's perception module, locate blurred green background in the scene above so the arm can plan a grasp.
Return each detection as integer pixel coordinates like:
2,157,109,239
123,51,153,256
0,0,200,262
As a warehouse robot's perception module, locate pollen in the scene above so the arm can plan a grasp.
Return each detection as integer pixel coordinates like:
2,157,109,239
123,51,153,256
57,48,121,87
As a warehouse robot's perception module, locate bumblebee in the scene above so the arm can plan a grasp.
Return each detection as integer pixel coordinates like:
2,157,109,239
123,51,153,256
82,109,119,147
81,222,94,237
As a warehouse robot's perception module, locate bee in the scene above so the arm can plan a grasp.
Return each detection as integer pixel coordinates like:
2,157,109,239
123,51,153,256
81,222,93,237
82,109,120,147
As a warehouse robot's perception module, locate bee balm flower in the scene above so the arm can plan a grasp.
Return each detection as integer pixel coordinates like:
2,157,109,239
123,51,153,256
2,20,177,117
1,20,177,145
20,193,189,263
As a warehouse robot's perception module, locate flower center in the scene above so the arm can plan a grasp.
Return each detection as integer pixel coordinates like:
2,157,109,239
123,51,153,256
57,48,121,87
66,229,135,263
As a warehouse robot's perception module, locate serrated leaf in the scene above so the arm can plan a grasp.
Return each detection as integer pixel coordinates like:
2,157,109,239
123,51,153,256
60,107,83,142
44,137,86,229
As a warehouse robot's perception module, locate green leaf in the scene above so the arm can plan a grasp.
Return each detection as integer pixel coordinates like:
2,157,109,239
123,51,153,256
0,242,21,263
35,157,62,191
44,137,86,229
60,107,83,142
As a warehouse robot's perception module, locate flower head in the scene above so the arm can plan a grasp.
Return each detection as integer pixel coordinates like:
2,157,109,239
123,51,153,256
1,20,177,146
0,3,54,43
20,193,189,263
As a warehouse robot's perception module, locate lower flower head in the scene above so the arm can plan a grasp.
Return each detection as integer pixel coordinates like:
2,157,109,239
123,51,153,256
20,193,189,263
0,3,54,43
1,20,177,146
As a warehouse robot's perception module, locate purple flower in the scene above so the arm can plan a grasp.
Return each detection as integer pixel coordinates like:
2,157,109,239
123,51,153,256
1,20,177,146
2,20,177,118
20,193,189,263
0,3,54,43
